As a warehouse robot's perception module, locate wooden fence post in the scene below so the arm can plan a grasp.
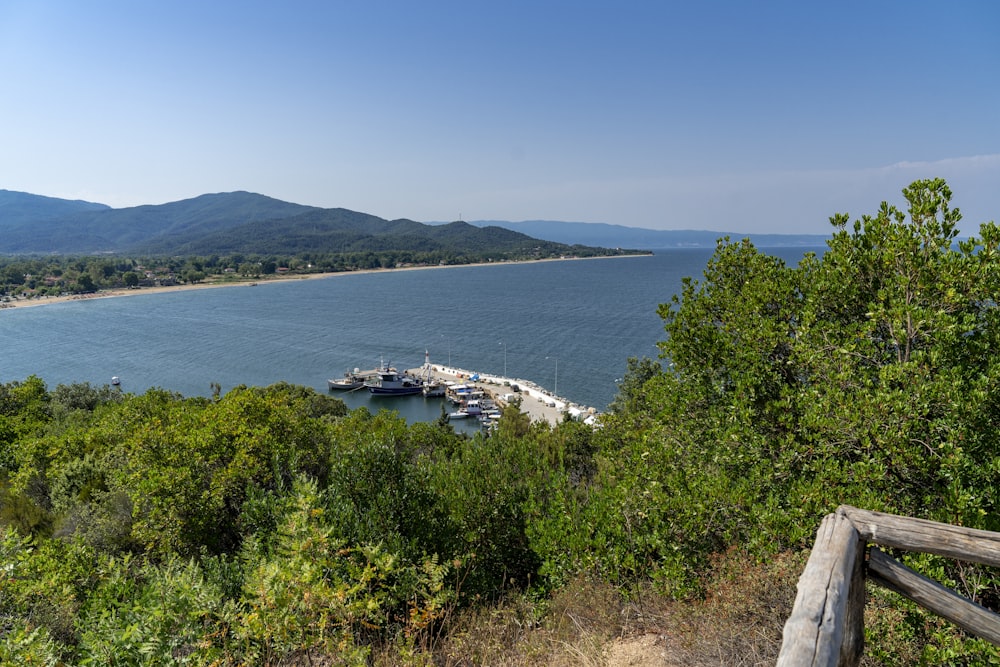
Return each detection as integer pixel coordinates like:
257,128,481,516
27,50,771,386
777,509,865,667
780,506,1000,664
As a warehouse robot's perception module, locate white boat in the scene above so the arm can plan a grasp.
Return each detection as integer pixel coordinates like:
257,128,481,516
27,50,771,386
327,369,368,390
423,383,446,397
446,384,485,405
366,360,423,396
448,399,484,419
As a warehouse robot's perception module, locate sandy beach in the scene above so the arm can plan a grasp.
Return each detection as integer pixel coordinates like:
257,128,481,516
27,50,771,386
0,271,334,310
0,254,646,311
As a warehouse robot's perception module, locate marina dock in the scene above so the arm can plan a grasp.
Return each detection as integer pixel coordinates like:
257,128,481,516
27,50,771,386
404,363,599,427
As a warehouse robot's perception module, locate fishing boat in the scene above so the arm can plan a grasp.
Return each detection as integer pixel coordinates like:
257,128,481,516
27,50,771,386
448,399,485,419
422,382,446,397
327,369,368,391
446,384,485,405
366,361,423,396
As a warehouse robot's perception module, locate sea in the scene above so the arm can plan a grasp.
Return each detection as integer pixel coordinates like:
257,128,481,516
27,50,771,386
0,247,822,432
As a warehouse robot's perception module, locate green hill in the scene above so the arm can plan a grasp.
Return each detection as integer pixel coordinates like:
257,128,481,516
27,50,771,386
0,189,111,231
0,190,624,258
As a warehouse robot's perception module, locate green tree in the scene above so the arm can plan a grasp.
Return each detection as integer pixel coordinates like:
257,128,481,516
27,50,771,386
106,385,338,557
323,410,452,562
549,179,1000,597
73,273,96,293
240,476,452,665
182,269,206,284
0,377,51,473
430,418,558,597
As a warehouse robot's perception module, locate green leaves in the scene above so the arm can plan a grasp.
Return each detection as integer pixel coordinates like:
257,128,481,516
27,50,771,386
240,476,454,665
548,179,1000,604
2,179,998,661
76,554,239,666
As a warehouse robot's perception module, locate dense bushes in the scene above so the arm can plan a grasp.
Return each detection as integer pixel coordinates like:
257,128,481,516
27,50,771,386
0,379,592,663
533,179,1000,660
1,179,998,663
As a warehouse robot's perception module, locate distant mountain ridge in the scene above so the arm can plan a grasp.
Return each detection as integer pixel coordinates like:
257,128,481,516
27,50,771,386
1,188,827,256
464,219,829,249
0,189,111,220
0,190,616,258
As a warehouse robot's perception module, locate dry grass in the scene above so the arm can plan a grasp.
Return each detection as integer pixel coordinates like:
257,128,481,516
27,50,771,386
651,549,806,666
321,549,986,665
371,549,809,666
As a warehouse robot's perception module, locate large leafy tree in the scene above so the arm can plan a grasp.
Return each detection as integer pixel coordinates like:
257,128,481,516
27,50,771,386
792,180,1000,526
657,178,1000,533
541,179,1000,594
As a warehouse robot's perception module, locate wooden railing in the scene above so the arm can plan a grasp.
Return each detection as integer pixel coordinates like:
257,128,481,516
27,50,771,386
777,505,1000,666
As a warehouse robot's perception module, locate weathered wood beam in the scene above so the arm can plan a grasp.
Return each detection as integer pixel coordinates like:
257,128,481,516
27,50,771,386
841,506,1000,568
868,547,1000,646
777,510,865,667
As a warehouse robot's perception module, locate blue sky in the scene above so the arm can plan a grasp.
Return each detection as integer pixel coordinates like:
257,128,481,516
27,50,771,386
1,1,997,234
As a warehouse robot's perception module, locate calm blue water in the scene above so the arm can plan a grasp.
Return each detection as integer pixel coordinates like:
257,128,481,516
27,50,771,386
0,248,821,425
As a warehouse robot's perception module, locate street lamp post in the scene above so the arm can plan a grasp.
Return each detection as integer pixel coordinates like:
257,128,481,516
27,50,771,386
441,334,451,366
546,355,558,396
499,341,507,377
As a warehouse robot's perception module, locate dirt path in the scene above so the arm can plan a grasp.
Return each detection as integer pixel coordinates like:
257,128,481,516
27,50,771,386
605,634,678,666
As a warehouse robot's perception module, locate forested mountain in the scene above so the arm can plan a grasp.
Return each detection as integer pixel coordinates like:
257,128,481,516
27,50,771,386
2,188,832,256
138,209,580,257
0,190,626,257
0,189,111,222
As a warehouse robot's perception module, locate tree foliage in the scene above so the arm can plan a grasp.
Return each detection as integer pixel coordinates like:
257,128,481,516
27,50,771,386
536,180,1000,660
0,372,597,662
0,179,997,662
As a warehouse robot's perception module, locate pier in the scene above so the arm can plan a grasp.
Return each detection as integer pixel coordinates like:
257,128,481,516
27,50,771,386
405,362,600,427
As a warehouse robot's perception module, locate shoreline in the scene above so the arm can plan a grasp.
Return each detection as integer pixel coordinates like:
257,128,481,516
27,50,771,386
0,253,650,311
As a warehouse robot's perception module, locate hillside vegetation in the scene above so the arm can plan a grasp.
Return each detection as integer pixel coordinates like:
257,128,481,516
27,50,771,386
1,179,998,665
1,190,641,302
0,190,632,259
